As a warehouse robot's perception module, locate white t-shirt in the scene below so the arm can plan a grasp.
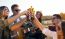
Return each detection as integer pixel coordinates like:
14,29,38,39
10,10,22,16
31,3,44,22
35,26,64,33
42,28,57,39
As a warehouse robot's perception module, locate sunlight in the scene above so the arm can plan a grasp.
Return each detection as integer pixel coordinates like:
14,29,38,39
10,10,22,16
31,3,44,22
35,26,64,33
0,0,65,16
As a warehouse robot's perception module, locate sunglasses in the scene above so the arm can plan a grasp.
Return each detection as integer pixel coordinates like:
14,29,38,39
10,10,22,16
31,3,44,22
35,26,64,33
4,8,9,12
14,9,20,12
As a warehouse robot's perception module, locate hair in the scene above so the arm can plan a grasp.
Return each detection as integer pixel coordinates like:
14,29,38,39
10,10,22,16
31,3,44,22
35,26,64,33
53,14,61,20
53,14,65,38
0,6,8,18
61,21,65,39
11,4,18,11
36,11,42,22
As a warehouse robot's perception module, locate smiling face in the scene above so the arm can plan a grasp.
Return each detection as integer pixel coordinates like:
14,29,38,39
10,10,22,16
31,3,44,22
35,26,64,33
3,7,9,17
52,15,61,25
36,11,42,22
36,12,42,19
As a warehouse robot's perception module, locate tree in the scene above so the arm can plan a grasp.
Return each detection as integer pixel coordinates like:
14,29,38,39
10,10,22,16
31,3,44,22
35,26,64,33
60,13,65,20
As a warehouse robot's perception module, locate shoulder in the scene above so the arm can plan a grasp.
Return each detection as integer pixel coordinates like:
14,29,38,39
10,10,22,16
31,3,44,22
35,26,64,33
0,19,5,26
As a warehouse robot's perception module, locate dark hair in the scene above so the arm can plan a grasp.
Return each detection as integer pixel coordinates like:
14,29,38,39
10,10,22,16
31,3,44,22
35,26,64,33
11,4,18,11
0,6,8,18
36,11,42,22
61,21,65,39
53,14,61,20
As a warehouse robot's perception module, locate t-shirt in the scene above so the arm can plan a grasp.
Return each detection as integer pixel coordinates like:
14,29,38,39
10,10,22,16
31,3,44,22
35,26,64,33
42,28,57,39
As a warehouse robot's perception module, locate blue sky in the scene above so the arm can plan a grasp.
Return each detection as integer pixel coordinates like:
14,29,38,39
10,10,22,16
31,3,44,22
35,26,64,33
0,0,65,16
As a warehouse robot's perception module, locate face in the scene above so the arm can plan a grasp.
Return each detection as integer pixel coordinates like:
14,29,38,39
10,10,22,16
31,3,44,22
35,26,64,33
13,6,20,15
52,16,61,25
3,7,9,17
36,13,41,19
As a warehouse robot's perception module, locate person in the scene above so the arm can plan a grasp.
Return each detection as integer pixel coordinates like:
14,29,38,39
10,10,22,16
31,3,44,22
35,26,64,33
23,11,46,39
0,6,11,39
34,11,46,39
0,6,27,39
32,14,65,39
10,4,24,39
36,11,42,22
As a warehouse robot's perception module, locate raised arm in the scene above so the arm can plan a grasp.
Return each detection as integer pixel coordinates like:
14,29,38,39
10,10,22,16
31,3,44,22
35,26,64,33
5,11,27,26
32,16,45,31
55,22,63,39
10,18,26,31
32,17,58,38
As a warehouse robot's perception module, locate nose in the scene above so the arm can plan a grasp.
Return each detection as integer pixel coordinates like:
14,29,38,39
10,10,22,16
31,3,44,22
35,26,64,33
6,12,9,15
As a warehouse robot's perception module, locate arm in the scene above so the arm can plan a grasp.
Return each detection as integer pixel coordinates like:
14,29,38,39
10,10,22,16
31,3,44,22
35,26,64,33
10,18,26,31
55,23,63,39
32,16,45,31
5,11,26,26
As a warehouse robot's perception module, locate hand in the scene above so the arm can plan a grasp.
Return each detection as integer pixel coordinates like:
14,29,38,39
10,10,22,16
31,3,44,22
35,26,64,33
54,21,61,30
26,13,35,21
20,10,28,16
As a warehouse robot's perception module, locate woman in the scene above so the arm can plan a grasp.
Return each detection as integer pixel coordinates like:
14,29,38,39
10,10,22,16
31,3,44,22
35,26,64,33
36,11,42,22
34,11,46,39
0,6,10,39
0,6,27,39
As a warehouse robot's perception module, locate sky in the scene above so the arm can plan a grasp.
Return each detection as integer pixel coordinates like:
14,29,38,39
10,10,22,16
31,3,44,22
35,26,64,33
0,0,65,16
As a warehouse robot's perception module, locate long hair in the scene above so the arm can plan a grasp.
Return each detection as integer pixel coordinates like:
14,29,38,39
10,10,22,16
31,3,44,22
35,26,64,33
36,11,42,22
61,21,65,39
0,6,8,19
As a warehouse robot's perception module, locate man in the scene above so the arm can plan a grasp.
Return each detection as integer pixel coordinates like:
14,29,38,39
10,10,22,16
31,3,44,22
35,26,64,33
0,6,27,39
10,4,24,39
32,14,65,39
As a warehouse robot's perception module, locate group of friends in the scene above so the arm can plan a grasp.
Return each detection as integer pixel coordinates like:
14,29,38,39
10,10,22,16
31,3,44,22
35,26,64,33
0,4,65,39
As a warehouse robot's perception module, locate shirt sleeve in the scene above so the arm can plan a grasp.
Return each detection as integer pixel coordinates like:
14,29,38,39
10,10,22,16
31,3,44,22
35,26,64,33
42,28,57,39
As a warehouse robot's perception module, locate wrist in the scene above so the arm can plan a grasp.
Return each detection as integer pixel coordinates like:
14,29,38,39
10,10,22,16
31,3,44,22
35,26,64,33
32,16,37,22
